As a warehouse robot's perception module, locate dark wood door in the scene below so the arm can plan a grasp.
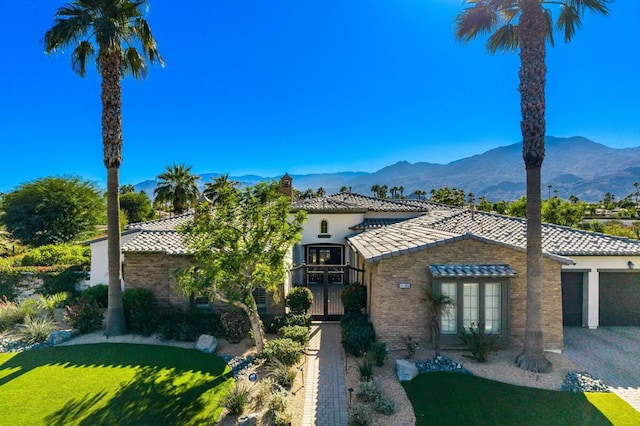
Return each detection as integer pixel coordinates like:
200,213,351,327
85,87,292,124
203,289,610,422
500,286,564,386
561,272,583,326
306,246,344,319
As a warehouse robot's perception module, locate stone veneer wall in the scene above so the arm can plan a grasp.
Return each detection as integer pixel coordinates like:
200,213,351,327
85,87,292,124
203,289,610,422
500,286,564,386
123,252,285,315
363,238,563,352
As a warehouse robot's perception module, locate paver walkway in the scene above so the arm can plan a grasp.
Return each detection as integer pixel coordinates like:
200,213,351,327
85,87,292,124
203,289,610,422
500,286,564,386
301,322,348,426
563,326,640,412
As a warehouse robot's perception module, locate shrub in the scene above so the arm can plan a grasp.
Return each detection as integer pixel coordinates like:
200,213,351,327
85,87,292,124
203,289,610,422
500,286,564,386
373,396,396,415
341,282,366,313
81,284,108,308
265,313,311,334
357,355,374,382
221,309,251,343
0,296,24,331
158,308,221,342
402,335,419,359
341,316,375,356
38,292,69,319
19,298,41,319
255,377,277,407
357,379,382,403
20,244,90,267
41,267,87,296
267,388,289,414
368,341,387,367
17,316,57,344
286,286,313,314
122,288,155,331
222,381,252,415
279,325,310,347
263,338,304,366
268,360,297,389
273,410,293,426
348,403,372,426
459,323,500,362
64,298,103,334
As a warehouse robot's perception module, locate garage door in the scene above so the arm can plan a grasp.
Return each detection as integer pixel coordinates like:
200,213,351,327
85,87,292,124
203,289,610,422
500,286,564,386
599,272,640,326
561,272,583,326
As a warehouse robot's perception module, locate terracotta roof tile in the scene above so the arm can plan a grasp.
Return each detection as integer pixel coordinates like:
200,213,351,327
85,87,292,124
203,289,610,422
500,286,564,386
429,264,518,278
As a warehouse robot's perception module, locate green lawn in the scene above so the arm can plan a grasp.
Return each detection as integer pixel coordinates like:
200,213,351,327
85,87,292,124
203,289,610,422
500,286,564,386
0,343,233,425
402,372,640,426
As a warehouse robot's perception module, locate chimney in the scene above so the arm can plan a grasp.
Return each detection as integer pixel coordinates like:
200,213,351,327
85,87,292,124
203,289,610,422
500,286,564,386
279,173,293,199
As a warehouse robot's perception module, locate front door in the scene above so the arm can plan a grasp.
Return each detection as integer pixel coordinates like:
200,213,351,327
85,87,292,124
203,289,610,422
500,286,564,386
306,246,344,319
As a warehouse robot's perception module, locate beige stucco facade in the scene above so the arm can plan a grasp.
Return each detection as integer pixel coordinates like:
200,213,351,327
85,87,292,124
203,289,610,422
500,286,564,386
359,238,564,353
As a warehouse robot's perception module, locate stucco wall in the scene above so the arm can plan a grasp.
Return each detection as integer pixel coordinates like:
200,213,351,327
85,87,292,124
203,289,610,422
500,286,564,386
363,238,564,352
89,231,139,286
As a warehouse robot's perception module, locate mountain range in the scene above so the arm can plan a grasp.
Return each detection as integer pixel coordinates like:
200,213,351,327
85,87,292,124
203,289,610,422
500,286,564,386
134,136,640,202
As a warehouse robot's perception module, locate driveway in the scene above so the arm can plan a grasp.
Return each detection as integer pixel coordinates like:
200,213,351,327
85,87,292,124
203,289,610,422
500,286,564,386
563,327,640,412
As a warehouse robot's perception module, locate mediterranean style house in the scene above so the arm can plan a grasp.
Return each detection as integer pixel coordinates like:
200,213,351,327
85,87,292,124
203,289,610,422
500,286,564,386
88,175,640,352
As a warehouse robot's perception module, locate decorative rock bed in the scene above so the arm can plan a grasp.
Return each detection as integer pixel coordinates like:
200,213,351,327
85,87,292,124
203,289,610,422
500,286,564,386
415,355,472,376
560,371,610,393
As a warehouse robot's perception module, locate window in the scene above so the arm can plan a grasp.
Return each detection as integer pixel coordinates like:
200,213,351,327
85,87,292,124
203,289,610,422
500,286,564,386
252,287,267,313
435,280,506,336
320,220,328,234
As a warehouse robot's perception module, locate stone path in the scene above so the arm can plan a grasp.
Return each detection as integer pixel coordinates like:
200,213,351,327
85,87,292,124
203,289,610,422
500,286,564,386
302,322,348,426
563,326,640,412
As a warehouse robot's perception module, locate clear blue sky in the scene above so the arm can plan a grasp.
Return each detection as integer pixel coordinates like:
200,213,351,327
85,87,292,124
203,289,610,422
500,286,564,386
1,1,639,192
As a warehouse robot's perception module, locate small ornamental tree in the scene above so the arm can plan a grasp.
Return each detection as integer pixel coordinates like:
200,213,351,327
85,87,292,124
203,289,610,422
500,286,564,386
177,181,306,354
286,286,313,314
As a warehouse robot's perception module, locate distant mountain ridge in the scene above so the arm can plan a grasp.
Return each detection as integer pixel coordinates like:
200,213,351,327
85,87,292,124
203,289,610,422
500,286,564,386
134,136,640,202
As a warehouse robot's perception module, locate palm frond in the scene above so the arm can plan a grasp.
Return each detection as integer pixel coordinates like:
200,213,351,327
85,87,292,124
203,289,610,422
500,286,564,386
572,0,611,15
556,4,581,42
487,24,518,53
544,7,555,47
122,47,147,79
455,3,500,41
71,41,95,77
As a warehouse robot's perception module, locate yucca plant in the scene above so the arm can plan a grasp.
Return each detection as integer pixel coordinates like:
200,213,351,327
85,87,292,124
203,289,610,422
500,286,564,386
222,381,252,415
16,316,56,344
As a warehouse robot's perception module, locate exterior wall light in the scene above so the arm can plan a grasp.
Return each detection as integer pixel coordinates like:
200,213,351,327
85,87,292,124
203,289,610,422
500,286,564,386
628,261,635,269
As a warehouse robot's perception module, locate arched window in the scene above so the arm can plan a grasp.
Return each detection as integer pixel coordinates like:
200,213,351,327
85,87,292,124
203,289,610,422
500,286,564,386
320,220,328,234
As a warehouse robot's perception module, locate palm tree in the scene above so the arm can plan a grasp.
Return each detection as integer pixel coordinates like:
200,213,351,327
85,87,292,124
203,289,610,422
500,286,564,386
339,185,349,193
154,164,201,214
204,173,239,206
423,287,455,357
316,187,326,197
390,186,398,199
398,186,405,198
379,184,388,199
45,0,163,337
455,0,609,373
371,184,381,198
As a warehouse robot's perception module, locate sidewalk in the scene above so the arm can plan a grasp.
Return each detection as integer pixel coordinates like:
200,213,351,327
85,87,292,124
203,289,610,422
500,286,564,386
301,322,348,426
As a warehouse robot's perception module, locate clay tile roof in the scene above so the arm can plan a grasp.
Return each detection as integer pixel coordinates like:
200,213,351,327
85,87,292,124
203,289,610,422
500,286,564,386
429,264,518,278
122,230,187,254
349,218,412,230
291,193,449,213
125,212,193,231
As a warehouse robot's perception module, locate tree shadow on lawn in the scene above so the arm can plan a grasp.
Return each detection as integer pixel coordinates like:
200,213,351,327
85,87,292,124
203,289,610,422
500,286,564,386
0,343,233,425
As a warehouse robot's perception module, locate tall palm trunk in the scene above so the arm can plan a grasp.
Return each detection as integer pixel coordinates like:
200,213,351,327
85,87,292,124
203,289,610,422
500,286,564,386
515,0,551,373
102,48,127,336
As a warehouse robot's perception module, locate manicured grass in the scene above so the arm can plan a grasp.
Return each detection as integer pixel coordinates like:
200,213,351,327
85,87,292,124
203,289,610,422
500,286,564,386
0,343,233,425
402,372,640,426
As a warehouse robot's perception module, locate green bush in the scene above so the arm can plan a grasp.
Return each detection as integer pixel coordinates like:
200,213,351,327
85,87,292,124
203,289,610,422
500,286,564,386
20,244,90,267
265,313,311,334
16,316,56,344
341,282,366,313
64,298,103,334
368,342,387,367
81,284,108,308
348,403,372,426
263,338,304,366
286,286,313,314
222,381,252,415
357,379,382,403
459,323,500,362
41,267,87,296
122,288,156,334
221,309,251,343
373,396,396,415
158,308,222,342
341,314,375,356
37,292,69,319
279,325,310,347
